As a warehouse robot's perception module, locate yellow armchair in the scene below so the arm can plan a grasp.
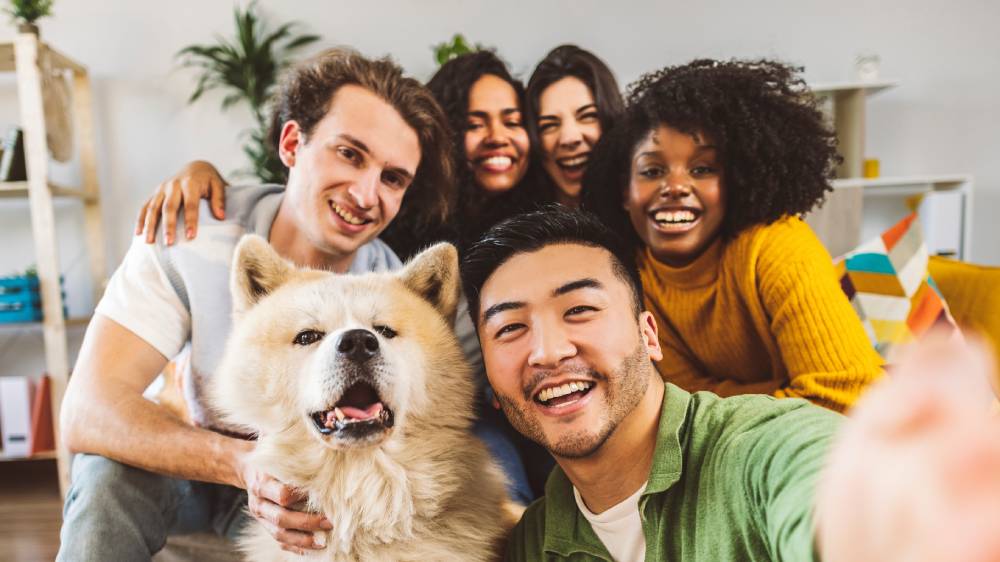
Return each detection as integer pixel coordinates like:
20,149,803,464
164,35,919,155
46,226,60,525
928,256,1000,375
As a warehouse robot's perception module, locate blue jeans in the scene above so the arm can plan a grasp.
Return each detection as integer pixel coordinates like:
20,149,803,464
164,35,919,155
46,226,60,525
57,453,249,562
473,397,554,506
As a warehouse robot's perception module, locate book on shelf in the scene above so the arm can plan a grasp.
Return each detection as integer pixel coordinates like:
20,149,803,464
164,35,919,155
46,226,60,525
0,126,26,182
0,374,54,458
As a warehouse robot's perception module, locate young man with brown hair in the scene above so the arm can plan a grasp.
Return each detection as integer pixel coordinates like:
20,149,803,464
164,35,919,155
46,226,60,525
58,48,453,560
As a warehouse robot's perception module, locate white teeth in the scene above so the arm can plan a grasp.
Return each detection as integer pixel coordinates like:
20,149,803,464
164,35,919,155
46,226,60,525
559,155,588,167
536,381,594,404
482,156,512,169
332,203,365,225
654,210,697,224
334,407,346,421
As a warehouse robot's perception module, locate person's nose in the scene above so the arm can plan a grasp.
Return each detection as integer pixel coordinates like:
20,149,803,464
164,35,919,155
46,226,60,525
557,120,584,150
658,171,693,199
527,316,577,369
347,167,380,209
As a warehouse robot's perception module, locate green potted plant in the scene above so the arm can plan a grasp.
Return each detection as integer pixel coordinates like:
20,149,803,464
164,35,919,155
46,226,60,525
6,0,53,35
432,33,484,66
177,2,319,183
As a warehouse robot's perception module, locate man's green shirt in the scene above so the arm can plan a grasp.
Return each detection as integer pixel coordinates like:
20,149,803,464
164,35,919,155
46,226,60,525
506,383,842,561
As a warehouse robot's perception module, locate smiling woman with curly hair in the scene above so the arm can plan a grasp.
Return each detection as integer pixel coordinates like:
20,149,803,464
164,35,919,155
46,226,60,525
582,58,883,412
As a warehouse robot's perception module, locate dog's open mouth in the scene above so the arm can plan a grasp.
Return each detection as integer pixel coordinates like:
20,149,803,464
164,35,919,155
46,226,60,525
310,381,395,438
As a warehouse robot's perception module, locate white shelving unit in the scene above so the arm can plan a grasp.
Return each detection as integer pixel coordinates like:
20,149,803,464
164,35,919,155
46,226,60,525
804,81,974,259
0,33,106,496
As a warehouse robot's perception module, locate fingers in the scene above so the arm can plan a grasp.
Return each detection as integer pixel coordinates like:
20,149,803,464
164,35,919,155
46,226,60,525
162,182,183,246
209,177,226,220
143,191,165,244
247,485,331,553
252,508,321,554
182,178,202,241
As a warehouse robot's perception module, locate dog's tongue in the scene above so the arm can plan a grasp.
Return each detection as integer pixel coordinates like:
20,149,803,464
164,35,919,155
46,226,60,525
326,402,384,424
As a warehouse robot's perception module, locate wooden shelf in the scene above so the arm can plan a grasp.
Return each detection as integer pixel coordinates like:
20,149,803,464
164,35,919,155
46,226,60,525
0,41,86,75
810,79,898,96
831,174,972,194
0,180,96,201
0,316,92,333
0,450,57,463
2,32,105,498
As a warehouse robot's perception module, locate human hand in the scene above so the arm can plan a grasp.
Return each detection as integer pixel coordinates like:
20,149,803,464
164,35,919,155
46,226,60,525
239,462,333,555
135,160,227,245
816,331,1000,562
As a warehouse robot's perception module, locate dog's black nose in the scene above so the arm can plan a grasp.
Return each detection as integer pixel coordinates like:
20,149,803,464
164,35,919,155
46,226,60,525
336,329,379,361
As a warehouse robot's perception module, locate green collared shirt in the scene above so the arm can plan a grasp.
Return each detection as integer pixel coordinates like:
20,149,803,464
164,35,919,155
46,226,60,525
506,384,842,561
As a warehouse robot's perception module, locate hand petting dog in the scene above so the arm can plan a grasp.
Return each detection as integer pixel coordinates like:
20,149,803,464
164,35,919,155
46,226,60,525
236,450,333,555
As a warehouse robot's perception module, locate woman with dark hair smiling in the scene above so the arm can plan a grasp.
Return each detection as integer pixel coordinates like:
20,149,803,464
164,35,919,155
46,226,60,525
525,45,624,207
419,50,539,255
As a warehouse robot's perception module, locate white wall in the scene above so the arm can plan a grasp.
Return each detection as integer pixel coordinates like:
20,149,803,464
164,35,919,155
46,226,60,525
1,0,998,374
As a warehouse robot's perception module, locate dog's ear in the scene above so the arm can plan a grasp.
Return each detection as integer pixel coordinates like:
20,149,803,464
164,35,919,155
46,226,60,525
230,234,296,316
399,242,461,324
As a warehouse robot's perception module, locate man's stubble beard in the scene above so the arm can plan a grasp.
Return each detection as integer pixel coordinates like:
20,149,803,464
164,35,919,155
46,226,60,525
495,342,651,459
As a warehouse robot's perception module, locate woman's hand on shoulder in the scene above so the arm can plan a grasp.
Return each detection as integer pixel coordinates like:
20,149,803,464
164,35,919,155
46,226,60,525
135,160,228,245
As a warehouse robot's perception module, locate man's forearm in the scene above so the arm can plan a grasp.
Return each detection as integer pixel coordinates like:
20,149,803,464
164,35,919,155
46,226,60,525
64,387,250,487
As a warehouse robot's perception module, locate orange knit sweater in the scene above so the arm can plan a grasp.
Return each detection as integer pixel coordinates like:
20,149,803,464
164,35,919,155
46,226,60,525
638,216,883,412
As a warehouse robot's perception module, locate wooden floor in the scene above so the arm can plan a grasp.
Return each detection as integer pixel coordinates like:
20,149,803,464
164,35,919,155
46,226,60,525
0,459,62,562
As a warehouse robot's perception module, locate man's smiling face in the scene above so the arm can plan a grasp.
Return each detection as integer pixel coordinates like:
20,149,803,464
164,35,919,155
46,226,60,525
477,243,662,459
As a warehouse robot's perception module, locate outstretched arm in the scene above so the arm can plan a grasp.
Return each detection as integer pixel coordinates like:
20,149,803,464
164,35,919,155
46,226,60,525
816,332,1000,562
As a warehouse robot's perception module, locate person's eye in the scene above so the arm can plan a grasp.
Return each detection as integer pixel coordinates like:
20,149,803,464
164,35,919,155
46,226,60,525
691,165,718,177
381,171,408,190
638,166,664,179
466,121,483,131
337,146,362,165
565,305,598,318
373,325,398,339
579,111,600,122
538,121,557,133
293,329,325,346
505,119,523,129
494,323,525,339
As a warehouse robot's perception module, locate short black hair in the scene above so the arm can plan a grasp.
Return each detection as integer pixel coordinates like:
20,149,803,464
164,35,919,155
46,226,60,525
460,205,644,326
582,58,838,250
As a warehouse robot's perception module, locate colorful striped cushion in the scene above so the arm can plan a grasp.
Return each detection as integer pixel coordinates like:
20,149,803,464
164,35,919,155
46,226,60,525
834,213,958,359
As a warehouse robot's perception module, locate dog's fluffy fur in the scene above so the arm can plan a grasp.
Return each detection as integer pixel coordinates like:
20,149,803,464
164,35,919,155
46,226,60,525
211,236,510,561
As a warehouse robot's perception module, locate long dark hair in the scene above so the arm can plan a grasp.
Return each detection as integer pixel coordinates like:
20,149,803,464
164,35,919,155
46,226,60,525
524,45,624,203
414,51,538,256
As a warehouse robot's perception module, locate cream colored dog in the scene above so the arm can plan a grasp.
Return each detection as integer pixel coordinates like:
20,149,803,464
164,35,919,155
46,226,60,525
211,235,511,561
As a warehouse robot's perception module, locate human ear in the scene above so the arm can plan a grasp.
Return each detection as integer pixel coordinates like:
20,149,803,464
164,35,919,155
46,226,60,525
278,121,302,168
639,311,663,362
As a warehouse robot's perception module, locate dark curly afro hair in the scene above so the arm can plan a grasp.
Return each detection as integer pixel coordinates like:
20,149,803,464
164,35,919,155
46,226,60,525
581,58,839,250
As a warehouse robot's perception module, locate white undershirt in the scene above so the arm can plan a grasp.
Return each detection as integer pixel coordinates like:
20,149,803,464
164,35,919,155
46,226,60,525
573,483,647,562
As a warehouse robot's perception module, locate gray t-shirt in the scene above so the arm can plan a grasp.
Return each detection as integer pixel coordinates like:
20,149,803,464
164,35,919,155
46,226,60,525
97,184,483,431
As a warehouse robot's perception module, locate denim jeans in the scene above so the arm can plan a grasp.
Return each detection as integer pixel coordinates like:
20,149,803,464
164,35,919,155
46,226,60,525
56,453,249,562
473,397,555,506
